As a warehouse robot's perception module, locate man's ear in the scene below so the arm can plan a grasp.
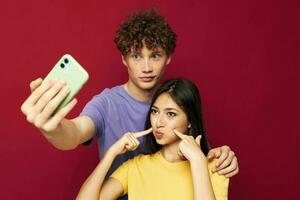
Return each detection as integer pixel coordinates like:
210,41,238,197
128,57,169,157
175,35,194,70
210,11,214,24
122,55,128,67
188,123,191,129
166,55,172,65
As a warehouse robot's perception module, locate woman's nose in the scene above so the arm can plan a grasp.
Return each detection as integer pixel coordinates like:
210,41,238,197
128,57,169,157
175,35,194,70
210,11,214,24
155,114,165,128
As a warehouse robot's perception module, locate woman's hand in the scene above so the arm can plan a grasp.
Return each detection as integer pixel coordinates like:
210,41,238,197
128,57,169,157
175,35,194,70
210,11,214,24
109,128,153,156
174,130,206,163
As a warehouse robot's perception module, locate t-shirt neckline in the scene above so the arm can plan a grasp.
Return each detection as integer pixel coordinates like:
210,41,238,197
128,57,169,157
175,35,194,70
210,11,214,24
119,85,151,106
156,151,189,170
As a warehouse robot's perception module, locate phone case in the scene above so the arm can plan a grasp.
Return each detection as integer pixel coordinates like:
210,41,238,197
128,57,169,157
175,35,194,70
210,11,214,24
43,54,89,113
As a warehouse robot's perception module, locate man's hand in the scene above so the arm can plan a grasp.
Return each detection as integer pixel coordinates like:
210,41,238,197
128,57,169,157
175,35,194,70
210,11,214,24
20,78,77,133
207,145,239,178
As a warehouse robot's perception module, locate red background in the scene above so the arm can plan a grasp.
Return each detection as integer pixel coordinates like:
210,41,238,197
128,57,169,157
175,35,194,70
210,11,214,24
1,0,299,199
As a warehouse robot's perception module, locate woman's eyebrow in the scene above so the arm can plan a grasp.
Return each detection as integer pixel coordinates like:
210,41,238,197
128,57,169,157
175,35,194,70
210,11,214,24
152,105,179,112
164,108,179,112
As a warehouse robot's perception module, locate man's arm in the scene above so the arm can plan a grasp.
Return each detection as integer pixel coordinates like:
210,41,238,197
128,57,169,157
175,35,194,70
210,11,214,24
42,116,95,150
21,78,94,150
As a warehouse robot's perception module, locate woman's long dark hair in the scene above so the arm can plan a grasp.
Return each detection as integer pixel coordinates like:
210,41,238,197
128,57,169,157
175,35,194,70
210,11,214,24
144,78,210,155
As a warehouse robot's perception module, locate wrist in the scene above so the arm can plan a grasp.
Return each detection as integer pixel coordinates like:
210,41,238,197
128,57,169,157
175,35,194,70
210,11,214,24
106,148,119,158
190,153,208,166
190,158,210,177
40,119,65,137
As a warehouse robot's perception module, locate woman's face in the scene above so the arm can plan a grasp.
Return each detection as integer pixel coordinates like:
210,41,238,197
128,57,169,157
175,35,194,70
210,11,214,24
150,93,191,145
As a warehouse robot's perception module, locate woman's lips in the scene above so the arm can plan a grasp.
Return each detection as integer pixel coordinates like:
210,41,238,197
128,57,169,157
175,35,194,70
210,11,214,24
154,131,163,139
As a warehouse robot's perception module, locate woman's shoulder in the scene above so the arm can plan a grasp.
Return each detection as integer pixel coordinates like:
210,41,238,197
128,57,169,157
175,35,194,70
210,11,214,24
207,159,218,170
207,159,229,183
207,159,230,198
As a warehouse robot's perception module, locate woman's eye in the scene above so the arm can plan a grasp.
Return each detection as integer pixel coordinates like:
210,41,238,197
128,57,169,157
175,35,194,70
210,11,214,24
167,112,176,118
151,108,158,114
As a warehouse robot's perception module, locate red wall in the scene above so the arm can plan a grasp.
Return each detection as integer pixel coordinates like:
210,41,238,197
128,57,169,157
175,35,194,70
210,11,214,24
1,0,299,199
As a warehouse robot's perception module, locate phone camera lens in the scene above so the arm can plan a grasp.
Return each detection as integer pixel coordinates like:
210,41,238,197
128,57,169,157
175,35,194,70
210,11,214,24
64,58,69,64
60,63,65,68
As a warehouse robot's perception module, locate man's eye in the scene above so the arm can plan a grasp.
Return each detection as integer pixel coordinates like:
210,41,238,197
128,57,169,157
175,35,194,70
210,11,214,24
167,112,176,118
151,54,161,59
132,54,141,60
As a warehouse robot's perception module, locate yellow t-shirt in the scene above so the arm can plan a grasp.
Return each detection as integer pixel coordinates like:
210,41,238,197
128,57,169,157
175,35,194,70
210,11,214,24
110,151,229,200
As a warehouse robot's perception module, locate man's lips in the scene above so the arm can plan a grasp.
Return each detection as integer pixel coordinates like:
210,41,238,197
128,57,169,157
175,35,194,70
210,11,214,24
139,76,155,82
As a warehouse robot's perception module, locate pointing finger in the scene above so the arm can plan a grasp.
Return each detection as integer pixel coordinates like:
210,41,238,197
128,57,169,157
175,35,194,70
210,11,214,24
133,128,153,138
173,129,185,140
195,135,202,145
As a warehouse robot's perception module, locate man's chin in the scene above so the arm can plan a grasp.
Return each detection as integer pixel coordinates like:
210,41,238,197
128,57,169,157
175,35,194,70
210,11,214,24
138,81,157,90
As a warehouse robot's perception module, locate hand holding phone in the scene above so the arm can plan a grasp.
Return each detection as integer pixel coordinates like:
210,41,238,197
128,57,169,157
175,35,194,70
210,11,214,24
21,54,89,132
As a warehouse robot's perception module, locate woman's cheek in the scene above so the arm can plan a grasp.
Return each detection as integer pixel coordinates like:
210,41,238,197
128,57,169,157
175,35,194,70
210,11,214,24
171,121,189,134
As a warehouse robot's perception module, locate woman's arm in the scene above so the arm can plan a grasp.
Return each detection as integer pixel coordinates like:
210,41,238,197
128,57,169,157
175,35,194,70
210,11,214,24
76,150,119,200
190,158,216,200
76,128,153,200
174,130,216,200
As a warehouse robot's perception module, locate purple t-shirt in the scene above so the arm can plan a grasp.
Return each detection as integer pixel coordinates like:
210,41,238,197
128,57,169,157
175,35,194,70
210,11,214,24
80,85,151,176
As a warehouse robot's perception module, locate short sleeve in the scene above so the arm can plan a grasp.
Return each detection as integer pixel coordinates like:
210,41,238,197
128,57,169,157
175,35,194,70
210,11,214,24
110,159,131,195
208,159,230,200
80,89,110,142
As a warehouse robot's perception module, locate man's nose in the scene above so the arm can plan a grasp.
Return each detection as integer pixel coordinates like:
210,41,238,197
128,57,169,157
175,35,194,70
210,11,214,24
142,59,153,73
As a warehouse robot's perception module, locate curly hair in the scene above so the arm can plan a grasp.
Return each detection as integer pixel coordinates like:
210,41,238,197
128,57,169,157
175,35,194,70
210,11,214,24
114,9,177,56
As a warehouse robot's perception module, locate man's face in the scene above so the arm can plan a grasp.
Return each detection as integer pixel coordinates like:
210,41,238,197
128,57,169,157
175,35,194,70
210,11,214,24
122,45,171,91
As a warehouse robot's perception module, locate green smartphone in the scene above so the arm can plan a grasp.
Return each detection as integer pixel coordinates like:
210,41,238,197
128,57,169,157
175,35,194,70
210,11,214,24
43,54,89,113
